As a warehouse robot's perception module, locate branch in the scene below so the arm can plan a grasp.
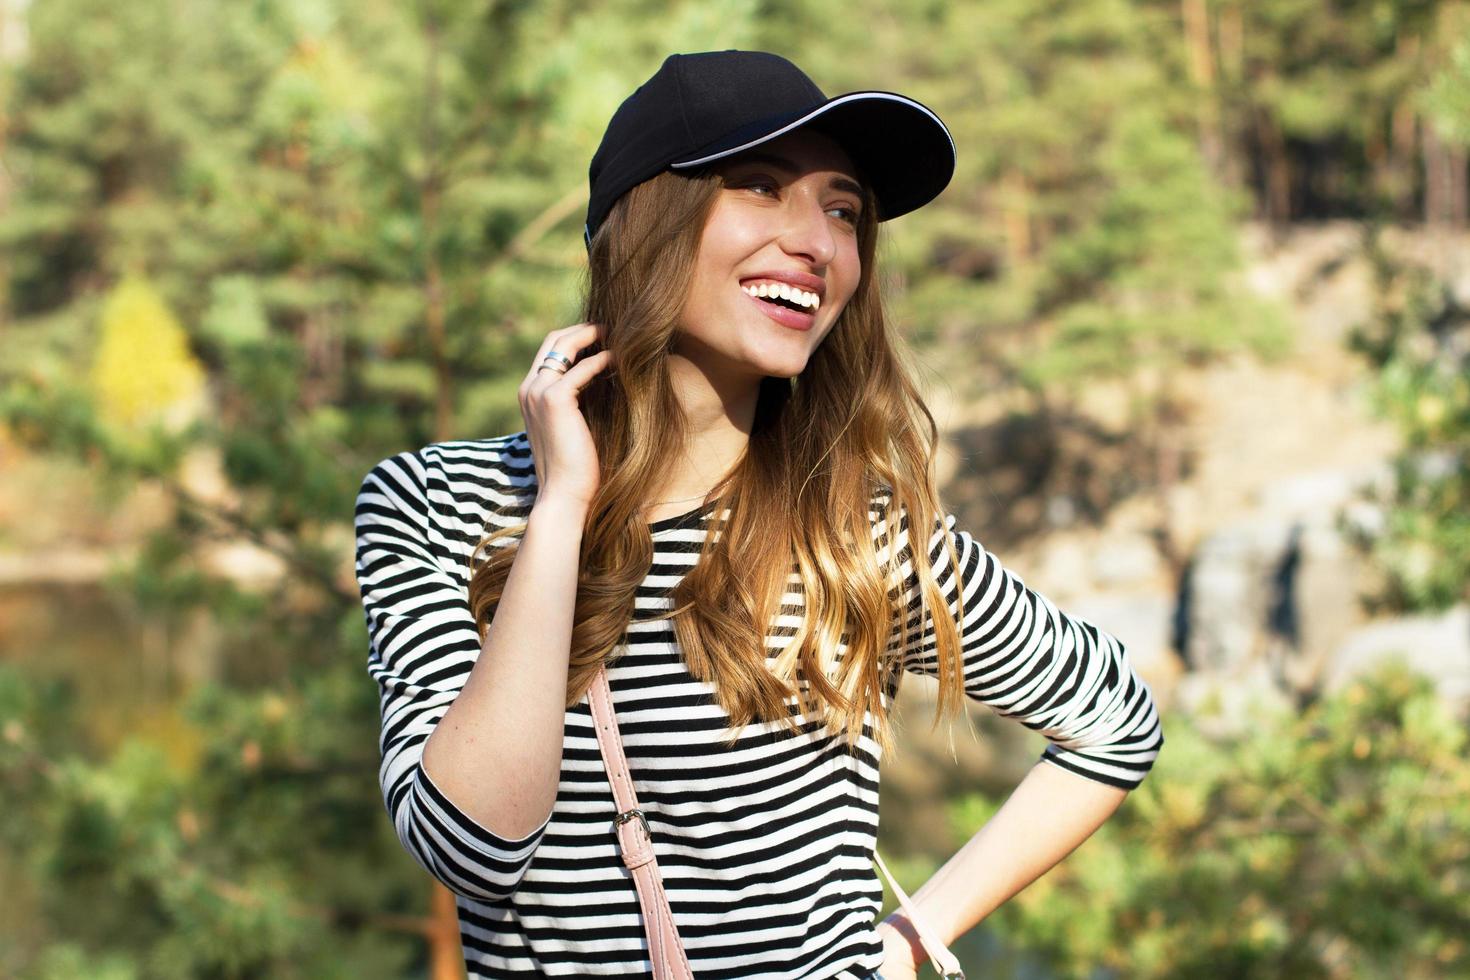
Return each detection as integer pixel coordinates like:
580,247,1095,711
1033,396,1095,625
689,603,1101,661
185,860,437,937
498,182,588,265
162,481,358,607
447,181,589,312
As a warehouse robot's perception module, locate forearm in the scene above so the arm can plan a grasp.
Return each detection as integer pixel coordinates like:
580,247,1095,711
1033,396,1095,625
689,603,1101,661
420,496,586,840
879,759,1129,968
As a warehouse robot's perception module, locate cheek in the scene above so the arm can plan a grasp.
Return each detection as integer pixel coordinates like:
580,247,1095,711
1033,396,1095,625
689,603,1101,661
823,279,861,334
836,264,862,311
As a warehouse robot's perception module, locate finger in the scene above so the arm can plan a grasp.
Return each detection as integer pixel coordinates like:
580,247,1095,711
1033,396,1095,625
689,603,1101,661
525,323,602,386
532,349,610,400
524,329,576,386
546,348,613,392
525,341,573,420
527,335,608,394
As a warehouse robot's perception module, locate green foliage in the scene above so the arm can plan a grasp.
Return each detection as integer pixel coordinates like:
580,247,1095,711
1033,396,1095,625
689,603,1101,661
1423,36,1470,143
0,659,418,979
783,0,1291,408
1022,100,1289,387
962,663,1470,979
1333,33,1470,613
3,0,1468,975
1344,226,1470,612
1222,0,1444,214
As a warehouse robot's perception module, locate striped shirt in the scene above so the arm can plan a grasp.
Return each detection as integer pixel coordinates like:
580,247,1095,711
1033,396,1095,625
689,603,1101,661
353,431,1164,978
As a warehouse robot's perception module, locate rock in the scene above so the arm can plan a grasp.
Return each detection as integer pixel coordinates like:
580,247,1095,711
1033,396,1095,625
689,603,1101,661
1031,537,1092,600
1172,660,1297,739
1183,461,1397,688
1088,533,1165,589
1290,520,1379,689
1061,591,1182,691
198,539,289,588
1253,462,1390,520
1184,517,1293,673
1323,604,1470,715
0,548,117,586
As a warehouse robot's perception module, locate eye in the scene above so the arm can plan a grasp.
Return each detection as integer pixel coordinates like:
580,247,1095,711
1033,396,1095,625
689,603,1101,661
732,175,860,227
739,177,779,196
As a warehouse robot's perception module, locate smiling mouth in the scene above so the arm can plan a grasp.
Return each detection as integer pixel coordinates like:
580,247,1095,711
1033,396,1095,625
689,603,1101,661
755,292,810,313
739,280,821,313
741,287,816,330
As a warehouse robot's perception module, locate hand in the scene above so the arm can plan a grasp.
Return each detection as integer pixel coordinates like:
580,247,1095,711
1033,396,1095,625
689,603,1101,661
517,323,615,512
876,920,921,980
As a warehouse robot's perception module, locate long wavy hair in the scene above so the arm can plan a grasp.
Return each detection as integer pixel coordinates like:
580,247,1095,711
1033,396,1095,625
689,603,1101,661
467,160,967,758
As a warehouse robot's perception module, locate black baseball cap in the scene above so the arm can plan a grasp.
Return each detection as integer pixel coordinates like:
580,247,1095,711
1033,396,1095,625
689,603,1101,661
584,50,956,250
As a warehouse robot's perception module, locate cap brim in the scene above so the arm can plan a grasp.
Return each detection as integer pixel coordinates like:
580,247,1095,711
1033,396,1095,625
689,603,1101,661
667,91,955,221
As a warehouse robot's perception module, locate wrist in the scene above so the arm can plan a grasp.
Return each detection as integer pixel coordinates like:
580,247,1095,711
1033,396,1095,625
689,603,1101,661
878,913,926,971
530,495,590,525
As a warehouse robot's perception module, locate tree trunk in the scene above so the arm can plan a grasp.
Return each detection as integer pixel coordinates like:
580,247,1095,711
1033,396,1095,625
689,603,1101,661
1152,393,1189,584
429,881,465,980
421,20,454,443
0,0,13,323
1216,1,1246,193
1256,105,1291,232
1424,119,1446,227
1001,170,1032,261
1182,0,1225,183
1218,1,1242,80
1447,143,1468,228
1389,34,1421,222
419,23,462,977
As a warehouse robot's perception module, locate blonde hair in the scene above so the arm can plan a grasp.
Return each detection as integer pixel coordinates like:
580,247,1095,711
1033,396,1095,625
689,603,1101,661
468,165,967,758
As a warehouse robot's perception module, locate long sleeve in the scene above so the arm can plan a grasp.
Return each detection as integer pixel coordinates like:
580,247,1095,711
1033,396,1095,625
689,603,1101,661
881,501,1164,789
354,448,548,902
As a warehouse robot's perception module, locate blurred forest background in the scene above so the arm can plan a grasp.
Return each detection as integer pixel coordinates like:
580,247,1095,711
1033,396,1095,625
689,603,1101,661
2,0,1469,977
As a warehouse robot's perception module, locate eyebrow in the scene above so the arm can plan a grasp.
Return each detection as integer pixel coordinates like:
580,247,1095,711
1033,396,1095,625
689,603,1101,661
724,151,866,201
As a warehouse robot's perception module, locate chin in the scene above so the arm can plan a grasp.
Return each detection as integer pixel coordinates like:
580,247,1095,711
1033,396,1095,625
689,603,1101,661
749,352,812,380
753,333,822,364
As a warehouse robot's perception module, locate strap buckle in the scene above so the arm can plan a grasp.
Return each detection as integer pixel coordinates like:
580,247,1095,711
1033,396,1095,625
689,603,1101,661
613,807,650,839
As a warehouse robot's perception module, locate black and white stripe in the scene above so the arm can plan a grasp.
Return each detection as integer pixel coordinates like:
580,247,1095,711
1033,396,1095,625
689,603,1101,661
354,431,1163,978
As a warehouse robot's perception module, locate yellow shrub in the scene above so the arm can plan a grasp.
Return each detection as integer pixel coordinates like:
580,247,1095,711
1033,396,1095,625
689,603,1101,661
89,275,206,428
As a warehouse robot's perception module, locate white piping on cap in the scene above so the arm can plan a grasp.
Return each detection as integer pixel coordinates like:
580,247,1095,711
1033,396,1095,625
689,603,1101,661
667,91,955,168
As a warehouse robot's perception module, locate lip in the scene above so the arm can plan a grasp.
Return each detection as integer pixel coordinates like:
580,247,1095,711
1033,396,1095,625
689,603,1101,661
738,270,826,302
741,287,815,331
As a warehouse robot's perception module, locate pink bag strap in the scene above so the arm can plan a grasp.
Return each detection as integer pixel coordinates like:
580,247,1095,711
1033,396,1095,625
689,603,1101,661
872,848,966,979
588,664,965,979
588,663,697,979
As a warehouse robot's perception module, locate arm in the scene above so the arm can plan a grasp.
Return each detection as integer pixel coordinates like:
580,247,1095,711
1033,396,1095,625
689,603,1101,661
877,762,1127,970
355,448,585,901
875,503,1164,967
419,492,586,841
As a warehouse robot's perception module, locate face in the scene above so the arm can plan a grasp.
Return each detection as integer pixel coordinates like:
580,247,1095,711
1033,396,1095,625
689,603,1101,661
672,127,864,385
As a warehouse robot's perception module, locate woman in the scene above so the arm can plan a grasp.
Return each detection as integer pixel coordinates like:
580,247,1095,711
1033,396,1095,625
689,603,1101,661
354,50,1164,979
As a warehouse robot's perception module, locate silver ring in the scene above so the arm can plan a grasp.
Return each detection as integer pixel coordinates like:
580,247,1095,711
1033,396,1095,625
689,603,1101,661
543,350,572,369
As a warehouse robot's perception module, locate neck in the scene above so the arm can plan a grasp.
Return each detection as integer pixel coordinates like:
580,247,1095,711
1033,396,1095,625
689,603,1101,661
649,350,759,505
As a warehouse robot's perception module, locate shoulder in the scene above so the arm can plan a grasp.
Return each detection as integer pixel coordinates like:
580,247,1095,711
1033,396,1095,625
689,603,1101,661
360,431,536,526
415,430,531,485
417,430,537,518
362,431,526,486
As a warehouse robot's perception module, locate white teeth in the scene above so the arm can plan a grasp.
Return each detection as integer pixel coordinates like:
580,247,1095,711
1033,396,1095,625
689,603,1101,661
742,281,820,311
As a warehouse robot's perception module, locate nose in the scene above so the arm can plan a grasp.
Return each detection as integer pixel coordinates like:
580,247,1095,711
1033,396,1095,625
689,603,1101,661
777,189,838,267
